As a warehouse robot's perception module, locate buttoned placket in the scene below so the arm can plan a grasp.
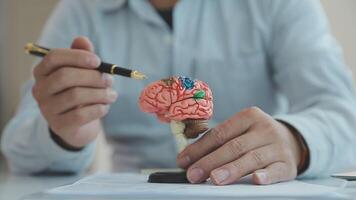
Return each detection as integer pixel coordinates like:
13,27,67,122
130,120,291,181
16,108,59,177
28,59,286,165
128,0,176,77
171,0,203,78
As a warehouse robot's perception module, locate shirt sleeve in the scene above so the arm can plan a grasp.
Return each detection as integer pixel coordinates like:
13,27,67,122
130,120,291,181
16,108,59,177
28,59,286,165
1,0,97,174
268,0,356,178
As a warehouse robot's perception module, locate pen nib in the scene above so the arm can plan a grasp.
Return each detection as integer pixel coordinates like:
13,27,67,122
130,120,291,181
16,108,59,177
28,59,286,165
131,70,147,80
24,43,33,54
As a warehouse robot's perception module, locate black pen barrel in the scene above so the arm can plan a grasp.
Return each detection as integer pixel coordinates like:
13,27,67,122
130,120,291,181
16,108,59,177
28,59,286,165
98,62,132,77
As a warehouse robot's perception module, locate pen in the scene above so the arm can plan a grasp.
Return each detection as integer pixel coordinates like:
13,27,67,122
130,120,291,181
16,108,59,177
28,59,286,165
24,43,147,80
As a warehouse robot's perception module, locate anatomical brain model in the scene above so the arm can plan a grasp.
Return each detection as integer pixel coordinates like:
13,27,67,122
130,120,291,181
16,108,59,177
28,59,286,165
139,76,213,152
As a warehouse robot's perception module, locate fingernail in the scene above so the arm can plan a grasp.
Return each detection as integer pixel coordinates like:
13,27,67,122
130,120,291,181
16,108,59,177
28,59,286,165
102,74,113,86
177,155,191,167
108,90,118,101
212,169,230,184
188,167,204,183
90,55,101,67
255,171,267,184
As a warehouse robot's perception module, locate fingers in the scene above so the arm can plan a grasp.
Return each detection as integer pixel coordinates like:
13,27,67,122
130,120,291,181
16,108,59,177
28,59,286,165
252,162,297,185
30,37,110,148
183,130,274,182
41,87,118,115
209,144,282,185
39,67,113,96
178,107,300,185
177,107,264,168
33,48,100,80
49,104,110,135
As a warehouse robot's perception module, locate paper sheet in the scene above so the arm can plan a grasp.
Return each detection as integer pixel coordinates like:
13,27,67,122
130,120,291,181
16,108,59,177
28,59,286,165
333,170,356,180
47,173,340,198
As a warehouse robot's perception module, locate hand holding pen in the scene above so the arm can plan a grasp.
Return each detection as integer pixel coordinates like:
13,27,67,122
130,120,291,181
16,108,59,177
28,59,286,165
30,37,124,149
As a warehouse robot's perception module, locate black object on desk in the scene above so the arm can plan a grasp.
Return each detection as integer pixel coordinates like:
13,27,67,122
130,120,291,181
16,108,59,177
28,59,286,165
148,171,189,183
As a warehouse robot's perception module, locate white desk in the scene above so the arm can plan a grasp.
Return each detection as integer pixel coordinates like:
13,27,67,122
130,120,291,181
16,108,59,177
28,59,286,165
1,170,356,200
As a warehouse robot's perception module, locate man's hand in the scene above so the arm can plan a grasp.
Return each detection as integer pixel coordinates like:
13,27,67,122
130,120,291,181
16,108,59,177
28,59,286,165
32,36,118,148
177,107,303,185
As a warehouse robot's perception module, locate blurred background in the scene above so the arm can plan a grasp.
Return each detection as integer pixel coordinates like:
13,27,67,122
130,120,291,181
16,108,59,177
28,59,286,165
0,0,355,172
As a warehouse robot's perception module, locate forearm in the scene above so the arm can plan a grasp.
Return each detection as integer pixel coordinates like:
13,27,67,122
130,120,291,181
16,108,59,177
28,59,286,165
266,0,356,178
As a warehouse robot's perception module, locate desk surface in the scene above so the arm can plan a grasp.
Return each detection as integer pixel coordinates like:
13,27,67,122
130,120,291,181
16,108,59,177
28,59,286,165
1,169,356,200
0,170,80,200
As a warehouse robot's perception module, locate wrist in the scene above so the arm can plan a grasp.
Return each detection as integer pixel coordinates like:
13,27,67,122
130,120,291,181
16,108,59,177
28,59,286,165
278,121,310,174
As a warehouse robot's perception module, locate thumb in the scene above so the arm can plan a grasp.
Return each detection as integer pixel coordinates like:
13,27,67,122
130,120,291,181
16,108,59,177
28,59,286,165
71,36,95,52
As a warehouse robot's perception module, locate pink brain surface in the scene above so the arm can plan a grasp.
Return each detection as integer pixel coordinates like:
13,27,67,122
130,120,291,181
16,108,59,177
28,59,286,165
139,76,213,123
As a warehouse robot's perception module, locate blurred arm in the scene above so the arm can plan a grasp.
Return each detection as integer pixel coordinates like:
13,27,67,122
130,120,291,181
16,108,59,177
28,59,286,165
1,0,97,174
269,0,356,177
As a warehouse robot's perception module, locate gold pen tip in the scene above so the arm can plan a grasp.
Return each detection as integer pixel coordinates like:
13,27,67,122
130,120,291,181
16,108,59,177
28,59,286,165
24,43,34,54
131,70,147,80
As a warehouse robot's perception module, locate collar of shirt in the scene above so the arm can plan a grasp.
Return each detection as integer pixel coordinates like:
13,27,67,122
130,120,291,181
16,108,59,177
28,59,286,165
98,0,180,29
97,0,126,12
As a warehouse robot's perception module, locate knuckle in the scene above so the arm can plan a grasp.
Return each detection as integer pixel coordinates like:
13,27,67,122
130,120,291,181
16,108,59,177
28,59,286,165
243,106,263,117
195,159,213,173
211,127,228,146
249,150,265,167
230,160,242,171
227,138,245,157
265,123,278,135
223,117,235,131
261,121,280,137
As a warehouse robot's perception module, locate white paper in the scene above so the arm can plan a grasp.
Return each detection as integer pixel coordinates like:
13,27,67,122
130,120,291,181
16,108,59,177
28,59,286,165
47,173,340,198
333,170,356,180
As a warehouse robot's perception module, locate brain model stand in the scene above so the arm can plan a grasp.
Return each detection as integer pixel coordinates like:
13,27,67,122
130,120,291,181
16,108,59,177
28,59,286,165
139,76,213,183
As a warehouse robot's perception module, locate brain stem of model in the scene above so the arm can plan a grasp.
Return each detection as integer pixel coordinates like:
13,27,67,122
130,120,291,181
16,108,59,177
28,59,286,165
139,76,213,152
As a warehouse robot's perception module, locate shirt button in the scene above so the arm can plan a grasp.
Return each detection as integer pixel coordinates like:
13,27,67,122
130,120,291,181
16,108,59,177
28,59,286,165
164,35,173,45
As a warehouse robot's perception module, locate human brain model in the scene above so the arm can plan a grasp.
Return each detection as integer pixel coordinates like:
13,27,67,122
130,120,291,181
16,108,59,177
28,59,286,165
139,76,213,152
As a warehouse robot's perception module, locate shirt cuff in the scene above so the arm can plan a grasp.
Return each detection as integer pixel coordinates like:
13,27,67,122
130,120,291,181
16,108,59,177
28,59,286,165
35,114,95,173
49,128,84,152
274,113,329,179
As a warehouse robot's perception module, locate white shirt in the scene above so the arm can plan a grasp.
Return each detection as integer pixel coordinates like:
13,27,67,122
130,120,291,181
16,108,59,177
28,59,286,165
2,0,356,178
